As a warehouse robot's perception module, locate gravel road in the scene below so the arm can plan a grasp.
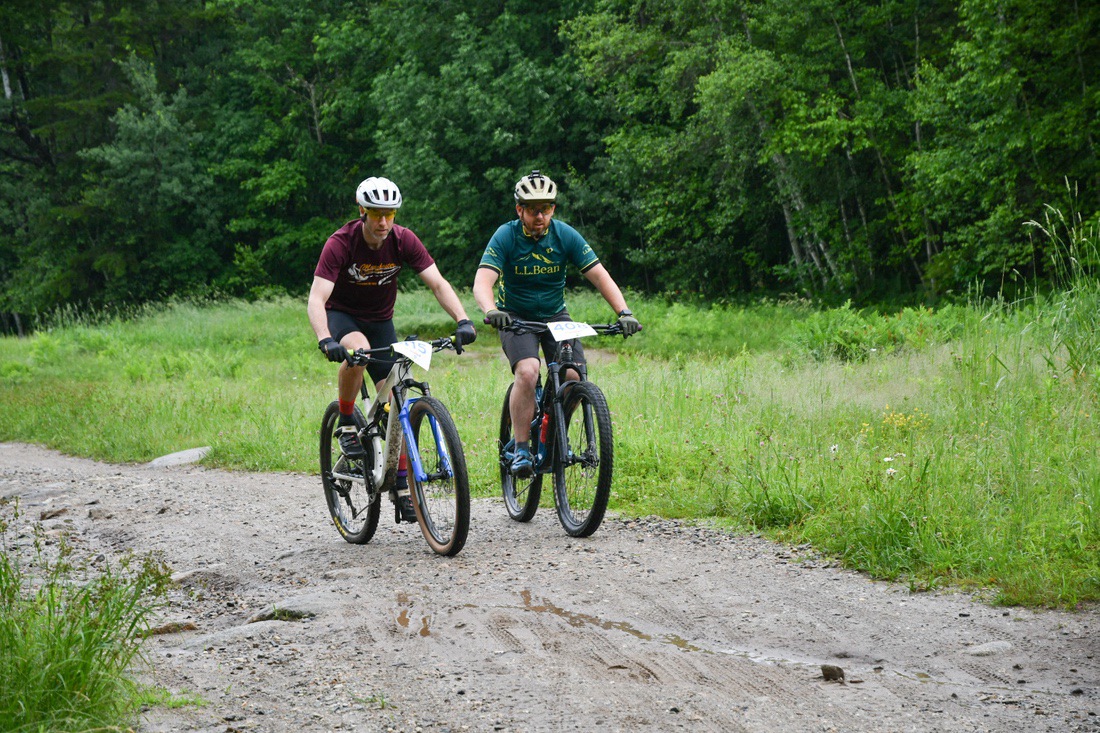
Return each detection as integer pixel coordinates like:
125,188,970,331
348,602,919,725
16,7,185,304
1,442,1097,732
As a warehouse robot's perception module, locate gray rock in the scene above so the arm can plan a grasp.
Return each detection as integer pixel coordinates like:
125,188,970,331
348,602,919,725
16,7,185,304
245,592,338,623
148,446,211,467
171,563,226,584
967,640,1014,656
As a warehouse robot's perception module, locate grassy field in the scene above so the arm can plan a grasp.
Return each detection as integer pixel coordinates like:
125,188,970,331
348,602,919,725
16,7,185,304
1,283,1098,610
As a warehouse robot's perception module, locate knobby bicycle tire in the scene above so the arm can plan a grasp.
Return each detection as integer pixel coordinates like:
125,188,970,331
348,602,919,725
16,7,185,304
408,396,470,556
553,381,613,537
499,383,542,522
320,402,381,544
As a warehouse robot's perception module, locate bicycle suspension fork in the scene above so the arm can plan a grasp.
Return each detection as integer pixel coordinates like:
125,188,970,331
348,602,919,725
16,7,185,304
396,386,453,484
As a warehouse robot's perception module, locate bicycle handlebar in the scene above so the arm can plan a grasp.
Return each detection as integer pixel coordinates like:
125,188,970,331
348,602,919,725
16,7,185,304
484,317,633,337
345,335,460,367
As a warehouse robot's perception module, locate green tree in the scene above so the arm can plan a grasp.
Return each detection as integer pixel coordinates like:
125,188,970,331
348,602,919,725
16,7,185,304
3,0,1098,314
0,0,221,312
363,0,607,285
75,56,223,304
906,0,1100,292
565,0,772,297
568,0,880,297
199,0,374,294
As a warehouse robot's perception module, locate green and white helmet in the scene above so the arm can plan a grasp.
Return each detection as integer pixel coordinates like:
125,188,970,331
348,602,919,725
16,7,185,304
513,170,557,204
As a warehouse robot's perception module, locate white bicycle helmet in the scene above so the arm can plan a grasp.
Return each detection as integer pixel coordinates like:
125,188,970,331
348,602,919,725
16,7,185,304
356,177,403,208
513,169,557,203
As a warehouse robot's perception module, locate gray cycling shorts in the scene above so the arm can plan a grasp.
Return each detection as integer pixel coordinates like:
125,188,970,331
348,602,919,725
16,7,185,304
499,309,586,372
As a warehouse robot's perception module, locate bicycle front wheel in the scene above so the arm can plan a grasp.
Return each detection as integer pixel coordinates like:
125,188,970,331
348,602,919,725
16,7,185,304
553,381,613,537
320,402,380,544
499,383,541,522
408,396,470,556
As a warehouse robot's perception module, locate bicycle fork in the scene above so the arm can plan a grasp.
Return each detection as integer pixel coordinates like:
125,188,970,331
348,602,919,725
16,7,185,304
549,382,598,469
396,398,454,484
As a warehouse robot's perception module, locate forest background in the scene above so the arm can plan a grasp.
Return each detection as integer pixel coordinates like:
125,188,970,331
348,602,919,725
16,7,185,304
0,0,1098,325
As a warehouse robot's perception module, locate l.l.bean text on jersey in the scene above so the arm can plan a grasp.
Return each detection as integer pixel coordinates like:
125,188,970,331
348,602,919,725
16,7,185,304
514,264,562,276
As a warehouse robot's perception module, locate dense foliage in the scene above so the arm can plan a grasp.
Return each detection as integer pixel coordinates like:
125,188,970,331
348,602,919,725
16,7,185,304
1,0,1097,321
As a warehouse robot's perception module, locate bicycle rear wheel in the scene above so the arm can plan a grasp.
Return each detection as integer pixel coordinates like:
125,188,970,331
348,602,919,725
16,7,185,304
553,381,613,537
320,402,381,544
499,383,541,522
408,396,470,556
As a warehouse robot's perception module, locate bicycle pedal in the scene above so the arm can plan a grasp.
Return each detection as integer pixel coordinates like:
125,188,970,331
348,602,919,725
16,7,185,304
336,425,367,458
325,474,351,496
393,492,417,524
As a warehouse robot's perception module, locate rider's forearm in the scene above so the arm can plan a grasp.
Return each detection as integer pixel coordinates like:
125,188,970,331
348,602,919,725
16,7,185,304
474,295,497,315
431,281,470,323
307,276,337,341
472,269,499,314
586,266,629,314
307,296,331,341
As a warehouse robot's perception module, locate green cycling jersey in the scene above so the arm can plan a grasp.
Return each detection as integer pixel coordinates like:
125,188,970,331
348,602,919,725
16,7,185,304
477,219,600,320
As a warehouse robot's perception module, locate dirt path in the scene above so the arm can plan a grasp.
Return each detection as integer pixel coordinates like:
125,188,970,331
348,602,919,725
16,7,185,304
2,442,1097,732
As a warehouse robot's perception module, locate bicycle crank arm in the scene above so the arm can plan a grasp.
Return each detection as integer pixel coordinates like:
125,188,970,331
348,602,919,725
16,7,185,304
329,468,366,484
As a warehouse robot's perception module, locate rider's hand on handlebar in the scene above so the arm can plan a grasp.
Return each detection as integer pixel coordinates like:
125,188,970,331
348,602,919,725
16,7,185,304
318,337,350,364
485,309,513,329
617,312,641,337
454,319,477,353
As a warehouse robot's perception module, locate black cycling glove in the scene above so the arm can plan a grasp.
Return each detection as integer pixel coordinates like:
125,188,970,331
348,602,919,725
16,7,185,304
455,319,477,352
318,337,349,364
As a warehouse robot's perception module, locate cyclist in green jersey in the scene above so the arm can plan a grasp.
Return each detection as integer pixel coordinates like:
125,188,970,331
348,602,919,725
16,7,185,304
473,170,640,477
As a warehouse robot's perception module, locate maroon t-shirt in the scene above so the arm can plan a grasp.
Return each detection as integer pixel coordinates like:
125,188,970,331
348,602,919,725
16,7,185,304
313,220,435,321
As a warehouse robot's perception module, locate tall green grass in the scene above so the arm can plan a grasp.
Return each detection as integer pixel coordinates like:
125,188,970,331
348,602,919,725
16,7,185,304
0,250,1097,607
0,500,171,732
1026,201,1100,383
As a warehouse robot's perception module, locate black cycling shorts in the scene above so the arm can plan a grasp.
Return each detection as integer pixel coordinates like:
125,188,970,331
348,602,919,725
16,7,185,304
500,309,586,373
326,310,398,384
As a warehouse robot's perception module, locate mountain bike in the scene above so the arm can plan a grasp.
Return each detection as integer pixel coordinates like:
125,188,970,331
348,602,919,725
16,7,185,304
492,319,622,538
319,335,470,556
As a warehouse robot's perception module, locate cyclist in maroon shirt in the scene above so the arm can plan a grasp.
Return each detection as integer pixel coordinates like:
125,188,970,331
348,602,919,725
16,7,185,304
307,177,476,522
